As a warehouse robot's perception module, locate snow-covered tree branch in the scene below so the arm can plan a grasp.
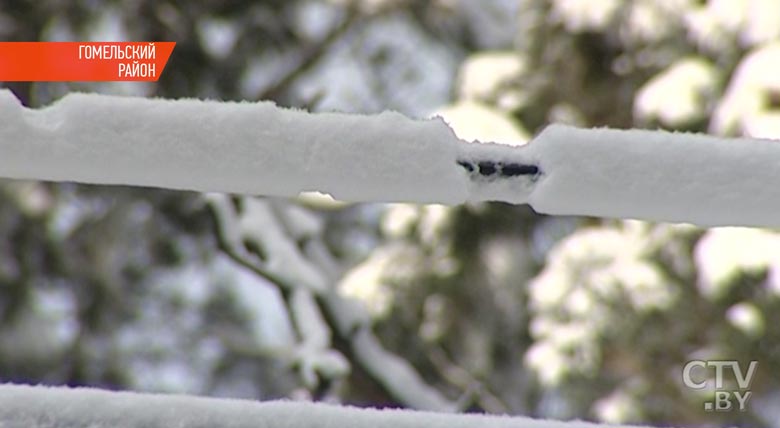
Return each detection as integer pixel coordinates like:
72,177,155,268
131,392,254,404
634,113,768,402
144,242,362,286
207,195,458,411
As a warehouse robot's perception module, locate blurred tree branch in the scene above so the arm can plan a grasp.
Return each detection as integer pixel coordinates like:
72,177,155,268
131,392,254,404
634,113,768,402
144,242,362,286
256,5,361,104
207,194,459,411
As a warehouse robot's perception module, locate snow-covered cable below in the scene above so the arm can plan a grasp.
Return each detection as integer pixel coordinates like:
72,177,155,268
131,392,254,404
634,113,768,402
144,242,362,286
0,383,649,428
1,89,778,227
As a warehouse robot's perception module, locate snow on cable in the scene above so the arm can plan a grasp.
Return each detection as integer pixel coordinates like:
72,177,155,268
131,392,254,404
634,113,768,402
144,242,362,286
0,383,648,428
1,89,778,227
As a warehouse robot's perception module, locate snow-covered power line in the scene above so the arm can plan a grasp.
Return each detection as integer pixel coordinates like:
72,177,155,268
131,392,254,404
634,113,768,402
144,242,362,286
1,89,778,227
0,383,643,428
528,126,780,227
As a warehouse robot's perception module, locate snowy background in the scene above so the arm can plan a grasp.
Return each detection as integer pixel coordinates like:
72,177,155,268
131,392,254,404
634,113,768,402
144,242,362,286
1,0,780,427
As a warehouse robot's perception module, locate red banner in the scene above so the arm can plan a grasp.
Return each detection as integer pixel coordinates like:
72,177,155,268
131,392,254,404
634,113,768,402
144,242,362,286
0,42,175,82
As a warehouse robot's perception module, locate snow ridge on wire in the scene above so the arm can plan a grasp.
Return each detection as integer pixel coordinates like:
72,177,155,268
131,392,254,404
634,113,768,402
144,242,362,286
0,89,536,206
0,383,654,428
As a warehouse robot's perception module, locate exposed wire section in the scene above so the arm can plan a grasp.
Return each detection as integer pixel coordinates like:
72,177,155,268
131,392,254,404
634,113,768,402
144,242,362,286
456,159,540,179
501,163,540,177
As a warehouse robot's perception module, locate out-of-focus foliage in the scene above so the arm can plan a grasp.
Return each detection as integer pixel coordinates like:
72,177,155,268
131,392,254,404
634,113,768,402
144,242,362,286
353,0,780,425
2,0,780,427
